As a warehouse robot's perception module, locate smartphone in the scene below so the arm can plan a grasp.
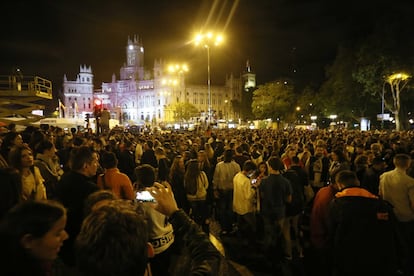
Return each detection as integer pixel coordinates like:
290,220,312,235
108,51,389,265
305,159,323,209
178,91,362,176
251,178,258,185
136,190,156,203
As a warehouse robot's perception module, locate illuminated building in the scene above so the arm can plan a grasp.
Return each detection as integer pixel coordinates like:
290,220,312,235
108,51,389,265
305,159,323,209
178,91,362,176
62,35,255,124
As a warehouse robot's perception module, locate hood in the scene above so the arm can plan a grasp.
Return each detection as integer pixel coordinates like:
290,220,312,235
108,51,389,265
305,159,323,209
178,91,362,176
335,187,378,199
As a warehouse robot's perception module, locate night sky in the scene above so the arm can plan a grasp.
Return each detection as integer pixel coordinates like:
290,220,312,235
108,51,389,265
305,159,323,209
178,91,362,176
1,0,413,96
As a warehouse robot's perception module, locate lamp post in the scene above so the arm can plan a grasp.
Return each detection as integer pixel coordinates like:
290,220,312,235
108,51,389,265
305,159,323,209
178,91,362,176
194,32,223,125
295,106,301,124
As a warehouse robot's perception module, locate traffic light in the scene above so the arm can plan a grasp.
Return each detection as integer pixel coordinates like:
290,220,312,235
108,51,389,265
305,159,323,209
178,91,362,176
93,99,102,117
85,113,90,123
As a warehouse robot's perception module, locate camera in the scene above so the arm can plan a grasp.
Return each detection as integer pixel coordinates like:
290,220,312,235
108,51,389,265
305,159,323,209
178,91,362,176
136,191,156,203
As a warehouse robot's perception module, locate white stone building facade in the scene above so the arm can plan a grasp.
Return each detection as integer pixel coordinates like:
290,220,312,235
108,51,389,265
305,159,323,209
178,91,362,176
62,35,254,125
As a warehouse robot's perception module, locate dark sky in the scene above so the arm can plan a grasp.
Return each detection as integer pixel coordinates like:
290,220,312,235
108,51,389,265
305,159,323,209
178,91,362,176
1,0,412,95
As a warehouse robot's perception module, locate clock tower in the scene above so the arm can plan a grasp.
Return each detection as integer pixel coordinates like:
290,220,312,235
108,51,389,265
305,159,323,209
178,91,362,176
120,35,145,80
242,60,256,92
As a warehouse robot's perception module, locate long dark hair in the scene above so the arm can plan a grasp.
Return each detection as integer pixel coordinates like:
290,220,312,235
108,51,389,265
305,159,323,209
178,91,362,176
8,144,32,171
169,155,184,181
0,200,66,275
184,159,201,195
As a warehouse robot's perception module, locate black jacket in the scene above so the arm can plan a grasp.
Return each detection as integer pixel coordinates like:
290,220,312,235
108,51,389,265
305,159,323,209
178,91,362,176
329,187,398,276
141,149,158,168
56,171,98,266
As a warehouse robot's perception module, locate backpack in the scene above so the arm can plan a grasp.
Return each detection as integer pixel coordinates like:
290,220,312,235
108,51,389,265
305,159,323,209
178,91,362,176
283,169,305,216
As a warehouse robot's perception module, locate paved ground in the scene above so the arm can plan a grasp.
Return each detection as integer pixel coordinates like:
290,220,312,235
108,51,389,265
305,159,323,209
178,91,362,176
209,219,307,276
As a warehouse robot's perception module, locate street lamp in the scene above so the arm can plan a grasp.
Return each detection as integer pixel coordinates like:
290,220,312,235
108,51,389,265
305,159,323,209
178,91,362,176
167,63,189,102
168,63,189,74
194,32,223,125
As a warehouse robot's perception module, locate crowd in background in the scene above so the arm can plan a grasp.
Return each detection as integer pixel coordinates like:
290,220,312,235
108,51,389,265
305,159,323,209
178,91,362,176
1,123,414,275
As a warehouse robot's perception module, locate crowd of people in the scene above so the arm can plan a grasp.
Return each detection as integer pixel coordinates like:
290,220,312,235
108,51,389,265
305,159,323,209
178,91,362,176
1,123,414,275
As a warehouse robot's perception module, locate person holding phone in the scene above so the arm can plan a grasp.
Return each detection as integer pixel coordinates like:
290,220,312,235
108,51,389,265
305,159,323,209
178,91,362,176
76,182,225,276
134,164,174,276
233,160,258,248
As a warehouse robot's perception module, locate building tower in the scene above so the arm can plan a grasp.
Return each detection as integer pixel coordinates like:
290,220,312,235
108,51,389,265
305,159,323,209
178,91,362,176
62,65,94,118
242,60,256,92
120,35,145,80
240,60,256,120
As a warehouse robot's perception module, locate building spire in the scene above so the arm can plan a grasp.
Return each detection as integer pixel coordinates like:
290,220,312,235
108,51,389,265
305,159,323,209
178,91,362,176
246,60,251,72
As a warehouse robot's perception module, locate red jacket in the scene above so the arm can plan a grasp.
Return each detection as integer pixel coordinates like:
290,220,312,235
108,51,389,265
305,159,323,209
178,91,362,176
310,185,336,248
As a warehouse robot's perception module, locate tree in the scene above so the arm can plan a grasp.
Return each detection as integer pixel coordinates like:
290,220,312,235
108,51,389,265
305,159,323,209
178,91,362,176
352,20,414,130
295,86,324,120
231,99,242,120
252,80,294,121
319,46,378,123
319,8,414,129
239,87,255,120
172,102,199,122
384,73,411,131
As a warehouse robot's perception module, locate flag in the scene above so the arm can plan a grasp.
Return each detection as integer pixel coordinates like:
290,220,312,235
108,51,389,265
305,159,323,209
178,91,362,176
58,99,66,118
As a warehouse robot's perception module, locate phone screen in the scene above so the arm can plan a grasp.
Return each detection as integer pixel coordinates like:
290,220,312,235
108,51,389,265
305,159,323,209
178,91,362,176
136,191,156,202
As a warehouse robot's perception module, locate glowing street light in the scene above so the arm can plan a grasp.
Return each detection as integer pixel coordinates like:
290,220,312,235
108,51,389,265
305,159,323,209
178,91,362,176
166,63,189,103
168,63,188,74
193,31,224,124
161,78,178,86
